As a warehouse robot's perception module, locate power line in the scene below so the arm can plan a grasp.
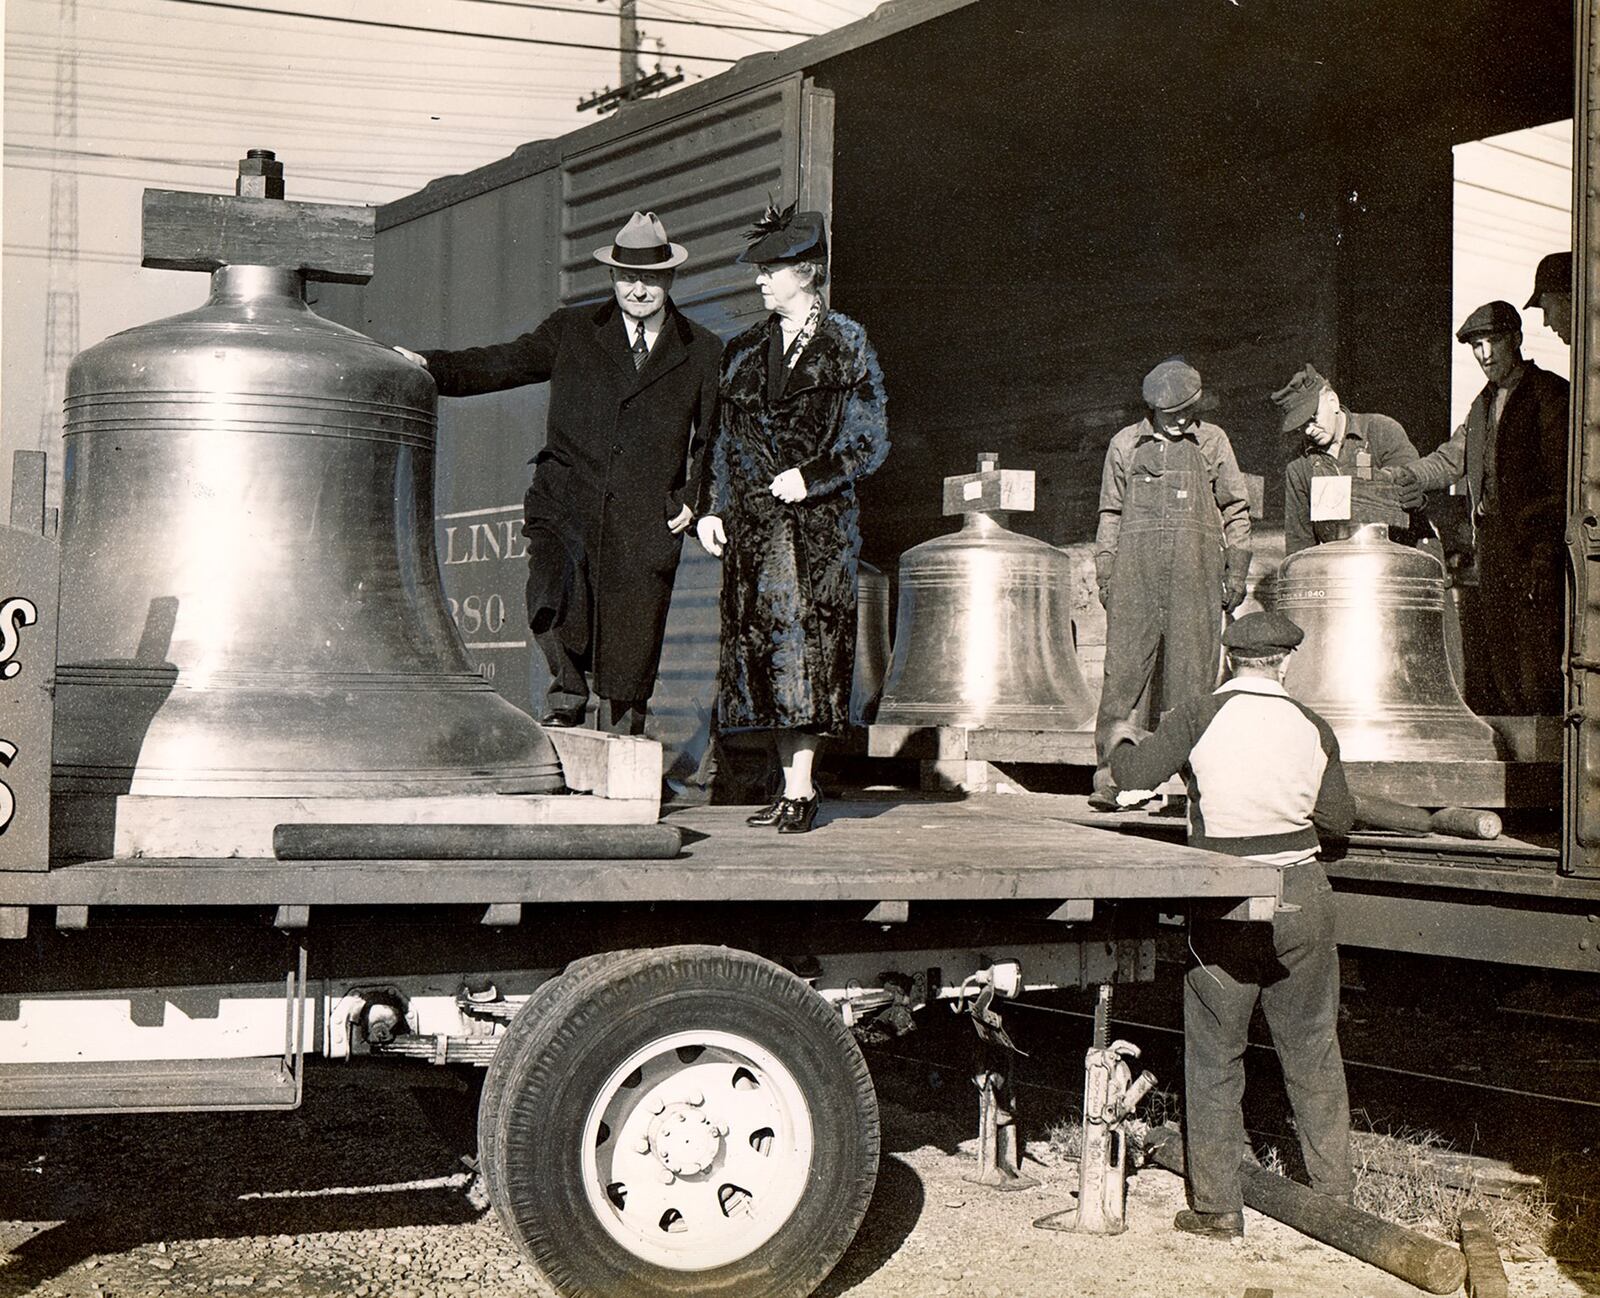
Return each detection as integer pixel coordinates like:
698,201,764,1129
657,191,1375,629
4,88,577,144
4,75,597,128
2,160,393,203
453,0,817,38
150,0,738,62
1453,177,1571,213
5,143,421,184
3,48,598,97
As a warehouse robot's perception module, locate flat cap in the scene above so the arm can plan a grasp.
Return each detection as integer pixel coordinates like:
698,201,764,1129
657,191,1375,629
1456,300,1522,343
1223,610,1304,655
1525,251,1573,308
1142,358,1205,414
1269,363,1330,433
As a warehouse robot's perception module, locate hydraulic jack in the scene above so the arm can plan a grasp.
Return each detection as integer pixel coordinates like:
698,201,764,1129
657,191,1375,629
1036,982,1157,1235
962,961,1037,1190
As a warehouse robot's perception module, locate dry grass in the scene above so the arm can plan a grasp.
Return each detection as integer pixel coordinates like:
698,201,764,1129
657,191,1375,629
1347,1126,1557,1258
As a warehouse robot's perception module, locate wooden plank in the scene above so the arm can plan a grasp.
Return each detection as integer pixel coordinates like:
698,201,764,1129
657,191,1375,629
1344,761,1559,810
0,1057,299,1115
53,906,88,931
481,902,522,926
1458,1208,1509,1298
964,729,1100,764
0,907,27,940
863,900,909,923
0,802,1283,909
545,729,662,801
1049,899,1095,922
106,788,658,859
141,190,374,283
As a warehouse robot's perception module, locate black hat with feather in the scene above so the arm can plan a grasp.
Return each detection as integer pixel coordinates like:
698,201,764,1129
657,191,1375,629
737,199,828,265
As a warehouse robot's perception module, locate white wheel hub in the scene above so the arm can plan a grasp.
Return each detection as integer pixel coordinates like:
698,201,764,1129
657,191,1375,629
580,1029,815,1270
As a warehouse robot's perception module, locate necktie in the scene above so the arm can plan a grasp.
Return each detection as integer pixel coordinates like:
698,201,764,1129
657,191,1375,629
631,321,648,370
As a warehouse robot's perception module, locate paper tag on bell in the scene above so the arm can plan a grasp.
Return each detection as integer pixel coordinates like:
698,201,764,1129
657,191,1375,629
963,481,982,500
1310,474,1352,522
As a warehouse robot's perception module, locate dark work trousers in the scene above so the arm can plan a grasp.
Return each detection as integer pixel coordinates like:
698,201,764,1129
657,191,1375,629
1476,521,1563,716
1183,858,1352,1215
536,629,647,735
1096,443,1226,761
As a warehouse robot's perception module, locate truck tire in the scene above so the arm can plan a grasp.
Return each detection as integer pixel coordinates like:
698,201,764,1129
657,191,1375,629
477,945,880,1298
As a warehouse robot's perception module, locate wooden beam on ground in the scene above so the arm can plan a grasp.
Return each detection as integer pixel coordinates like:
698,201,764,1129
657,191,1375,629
1458,1208,1509,1298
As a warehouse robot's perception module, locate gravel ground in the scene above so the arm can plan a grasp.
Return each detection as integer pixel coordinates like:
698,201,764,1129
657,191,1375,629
0,1054,1593,1298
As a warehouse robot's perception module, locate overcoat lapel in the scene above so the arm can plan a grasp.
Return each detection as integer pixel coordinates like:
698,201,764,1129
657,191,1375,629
776,318,850,404
633,307,691,393
589,299,640,383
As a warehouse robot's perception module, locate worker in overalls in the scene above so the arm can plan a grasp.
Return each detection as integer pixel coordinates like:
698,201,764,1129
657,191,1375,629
1092,359,1253,809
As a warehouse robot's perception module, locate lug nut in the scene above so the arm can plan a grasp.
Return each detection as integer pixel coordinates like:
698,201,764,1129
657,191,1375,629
649,1098,665,1114
684,1089,704,1105
634,1137,651,1154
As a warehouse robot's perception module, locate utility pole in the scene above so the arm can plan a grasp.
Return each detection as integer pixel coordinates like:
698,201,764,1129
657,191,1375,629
39,0,81,513
578,0,684,114
620,0,639,96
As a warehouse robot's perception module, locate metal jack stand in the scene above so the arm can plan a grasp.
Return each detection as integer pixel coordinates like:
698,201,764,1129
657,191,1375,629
963,967,1037,1191
1035,983,1157,1234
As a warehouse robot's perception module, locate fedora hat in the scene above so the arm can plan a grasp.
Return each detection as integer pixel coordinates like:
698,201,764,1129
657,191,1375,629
593,211,688,270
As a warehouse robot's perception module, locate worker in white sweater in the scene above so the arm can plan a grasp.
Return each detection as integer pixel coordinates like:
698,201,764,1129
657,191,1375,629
1107,609,1356,1240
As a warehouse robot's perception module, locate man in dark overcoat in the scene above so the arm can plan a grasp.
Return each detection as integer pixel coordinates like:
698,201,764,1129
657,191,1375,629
397,212,723,733
1382,300,1569,715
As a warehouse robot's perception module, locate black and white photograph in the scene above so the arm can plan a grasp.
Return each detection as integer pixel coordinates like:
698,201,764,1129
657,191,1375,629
1,1,1597,1294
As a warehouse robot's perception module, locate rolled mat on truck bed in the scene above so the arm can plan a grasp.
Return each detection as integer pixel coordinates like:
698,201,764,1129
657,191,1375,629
272,822,684,861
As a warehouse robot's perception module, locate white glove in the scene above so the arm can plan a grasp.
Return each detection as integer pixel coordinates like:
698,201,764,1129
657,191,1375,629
667,504,693,535
769,467,807,503
696,514,727,557
393,345,428,368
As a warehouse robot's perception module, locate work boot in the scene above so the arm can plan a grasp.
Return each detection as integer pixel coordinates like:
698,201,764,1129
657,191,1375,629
1173,1208,1244,1240
1088,765,1120,811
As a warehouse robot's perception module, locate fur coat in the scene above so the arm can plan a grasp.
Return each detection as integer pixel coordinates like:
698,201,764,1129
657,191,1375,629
703,309,889,733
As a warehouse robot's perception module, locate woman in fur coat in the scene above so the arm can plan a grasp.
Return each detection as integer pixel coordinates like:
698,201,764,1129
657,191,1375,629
696,205,889,833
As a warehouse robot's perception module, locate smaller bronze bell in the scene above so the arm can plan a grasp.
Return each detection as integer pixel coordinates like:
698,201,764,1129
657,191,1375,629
877,454,1096,729
1277,522,1498,762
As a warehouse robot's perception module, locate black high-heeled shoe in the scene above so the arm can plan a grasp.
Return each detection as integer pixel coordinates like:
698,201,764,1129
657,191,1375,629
777,791,821,834
746,797,790,828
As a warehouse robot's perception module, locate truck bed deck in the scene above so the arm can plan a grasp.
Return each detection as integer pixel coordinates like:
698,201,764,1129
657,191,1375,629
0,795,1280,914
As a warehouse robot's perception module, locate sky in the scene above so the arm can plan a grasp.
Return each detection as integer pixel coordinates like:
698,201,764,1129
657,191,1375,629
1,0,884,509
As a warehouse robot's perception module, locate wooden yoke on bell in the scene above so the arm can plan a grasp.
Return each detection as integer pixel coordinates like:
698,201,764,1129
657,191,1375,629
941,451,1036,517
140,149,375,284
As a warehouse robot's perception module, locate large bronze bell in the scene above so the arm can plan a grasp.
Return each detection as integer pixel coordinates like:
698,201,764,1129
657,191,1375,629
1276,522,1498,762
876,455,1096,729
51,153,563,801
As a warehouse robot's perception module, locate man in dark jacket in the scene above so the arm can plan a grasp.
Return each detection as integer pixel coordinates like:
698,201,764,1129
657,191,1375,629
1108,610,1356,1241
1382,300,1568,715
397,212,723,733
